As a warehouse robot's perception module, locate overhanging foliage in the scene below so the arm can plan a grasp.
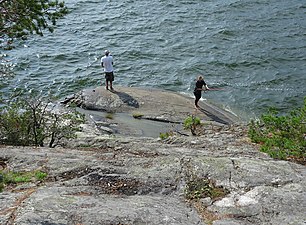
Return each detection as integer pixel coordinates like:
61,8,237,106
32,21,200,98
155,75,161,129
0,0,68,46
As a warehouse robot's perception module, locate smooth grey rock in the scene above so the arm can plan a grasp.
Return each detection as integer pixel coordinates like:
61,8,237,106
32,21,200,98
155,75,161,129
0,134,305,225
1,87,305,225
62,86,241,138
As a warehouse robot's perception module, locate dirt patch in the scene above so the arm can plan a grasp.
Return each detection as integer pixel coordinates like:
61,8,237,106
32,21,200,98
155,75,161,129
51,167,95,181
85,171,177,196
87,173,140,195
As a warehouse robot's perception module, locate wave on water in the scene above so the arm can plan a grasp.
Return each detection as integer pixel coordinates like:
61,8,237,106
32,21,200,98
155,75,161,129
1,0,305,120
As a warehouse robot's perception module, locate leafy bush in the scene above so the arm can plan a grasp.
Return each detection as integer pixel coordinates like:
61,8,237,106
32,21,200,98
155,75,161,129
248,98,306,164
0,95,85,148
1,0,68,43
1,0,68,77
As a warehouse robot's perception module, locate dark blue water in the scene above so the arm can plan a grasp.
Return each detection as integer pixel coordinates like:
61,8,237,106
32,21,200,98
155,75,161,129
1,0,306,120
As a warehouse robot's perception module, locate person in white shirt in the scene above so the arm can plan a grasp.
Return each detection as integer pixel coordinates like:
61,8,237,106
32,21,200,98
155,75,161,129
101,50,114,90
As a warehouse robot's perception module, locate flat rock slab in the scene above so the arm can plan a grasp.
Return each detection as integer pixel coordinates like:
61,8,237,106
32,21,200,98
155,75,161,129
64,86,240,124
62,86,241,137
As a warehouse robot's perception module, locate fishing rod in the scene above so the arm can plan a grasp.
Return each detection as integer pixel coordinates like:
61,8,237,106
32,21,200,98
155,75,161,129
207,88,225,91
201,88,225,91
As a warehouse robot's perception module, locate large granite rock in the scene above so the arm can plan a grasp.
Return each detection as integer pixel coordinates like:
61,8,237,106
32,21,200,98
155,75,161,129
62,86,241,137
0,128,305,225
0,87,305,225
62,86,237,123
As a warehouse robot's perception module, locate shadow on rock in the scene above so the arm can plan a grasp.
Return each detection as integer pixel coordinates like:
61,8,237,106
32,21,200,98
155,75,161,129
198,107,229,125
111,90,139,108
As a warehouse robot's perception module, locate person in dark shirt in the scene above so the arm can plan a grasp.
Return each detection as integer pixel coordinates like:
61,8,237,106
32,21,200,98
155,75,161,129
193,75,209,108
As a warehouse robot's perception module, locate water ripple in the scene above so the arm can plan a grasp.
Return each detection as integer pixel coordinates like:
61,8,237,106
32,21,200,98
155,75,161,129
1,0,305,120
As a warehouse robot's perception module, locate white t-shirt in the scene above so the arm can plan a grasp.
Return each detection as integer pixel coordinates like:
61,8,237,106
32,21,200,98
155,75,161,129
101,55,113,72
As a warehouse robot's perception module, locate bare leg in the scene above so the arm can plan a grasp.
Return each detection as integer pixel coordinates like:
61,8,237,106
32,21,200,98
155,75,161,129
106,81,109,90
110,81,113,90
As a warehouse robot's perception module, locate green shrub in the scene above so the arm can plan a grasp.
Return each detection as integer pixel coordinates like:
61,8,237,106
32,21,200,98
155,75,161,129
0,95,85,148
183,115,201,135
159,132,171,140
248,98,306,163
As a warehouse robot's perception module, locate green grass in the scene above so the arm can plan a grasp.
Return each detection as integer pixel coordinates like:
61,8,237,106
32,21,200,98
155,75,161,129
0,170,47,192
248,97,306,164
35,171,47,180
3,171,31,183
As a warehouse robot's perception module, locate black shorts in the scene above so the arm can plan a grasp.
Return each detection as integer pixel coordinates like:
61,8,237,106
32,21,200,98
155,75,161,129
194,90,202,99
105,72,114,81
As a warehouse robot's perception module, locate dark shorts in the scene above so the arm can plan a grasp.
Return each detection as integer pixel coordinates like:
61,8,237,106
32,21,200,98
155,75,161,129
194,90,202,99
105,72,114,82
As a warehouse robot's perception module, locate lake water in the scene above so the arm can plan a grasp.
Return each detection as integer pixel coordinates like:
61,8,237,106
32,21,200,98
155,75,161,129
1,0,306,121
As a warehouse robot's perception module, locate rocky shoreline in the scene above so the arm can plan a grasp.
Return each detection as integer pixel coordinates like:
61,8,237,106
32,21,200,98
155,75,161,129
62,86,241,138
0,86,305,225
